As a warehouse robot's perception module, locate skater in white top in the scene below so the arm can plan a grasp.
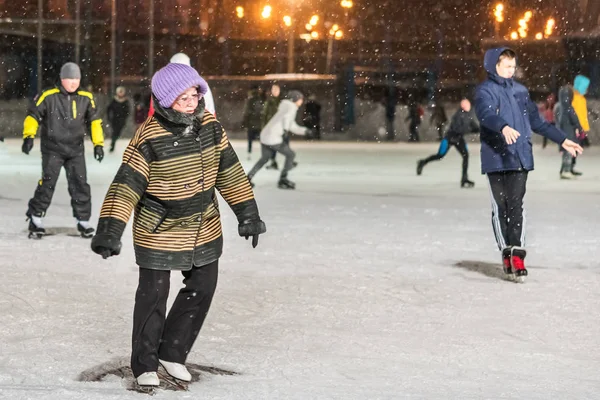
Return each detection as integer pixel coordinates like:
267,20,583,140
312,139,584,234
247,90,310,189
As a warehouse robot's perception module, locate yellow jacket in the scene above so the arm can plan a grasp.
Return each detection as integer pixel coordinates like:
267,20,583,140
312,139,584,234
572,91,590,132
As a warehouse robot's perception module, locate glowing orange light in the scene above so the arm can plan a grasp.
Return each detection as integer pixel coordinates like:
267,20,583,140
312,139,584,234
261,5,272,19
235,6,244,19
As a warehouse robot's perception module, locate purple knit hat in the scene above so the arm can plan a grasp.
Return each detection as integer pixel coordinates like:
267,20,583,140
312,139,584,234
151,63,208,108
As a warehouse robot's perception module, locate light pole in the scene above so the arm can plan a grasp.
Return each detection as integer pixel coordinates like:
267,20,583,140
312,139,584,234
283,15,295,73
37,0,43,92
148,0,154,79
110,0,116,95
493,3,504,38
326,24,343,74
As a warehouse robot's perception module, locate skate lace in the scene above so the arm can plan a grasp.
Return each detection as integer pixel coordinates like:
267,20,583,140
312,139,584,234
511,256,525,271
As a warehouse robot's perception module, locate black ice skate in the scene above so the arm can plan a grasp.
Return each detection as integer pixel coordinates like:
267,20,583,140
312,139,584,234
26,213,45,239
416,160,425,176
461,179,475,188
27,220,46,239
265,160,279,170
511,247,528,283
77,222,95,238
278,178,296,190
571,169,583,176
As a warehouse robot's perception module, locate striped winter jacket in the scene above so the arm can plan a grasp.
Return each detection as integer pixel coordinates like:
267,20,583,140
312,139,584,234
95,98,260,270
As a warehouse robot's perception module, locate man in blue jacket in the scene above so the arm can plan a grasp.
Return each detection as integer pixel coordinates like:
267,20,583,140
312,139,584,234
474,47,582,283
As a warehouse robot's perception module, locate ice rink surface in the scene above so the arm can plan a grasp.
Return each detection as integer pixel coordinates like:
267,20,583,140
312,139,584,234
0,138,599,399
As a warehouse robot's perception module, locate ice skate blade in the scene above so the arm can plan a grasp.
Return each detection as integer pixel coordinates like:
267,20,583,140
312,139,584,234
504,273,515,282
80,232,94,239
515,275,527,284
133,385,156,395
28,232,44,240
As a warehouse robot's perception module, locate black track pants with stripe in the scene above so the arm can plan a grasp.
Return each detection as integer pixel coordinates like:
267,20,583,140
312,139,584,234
487,171,528,250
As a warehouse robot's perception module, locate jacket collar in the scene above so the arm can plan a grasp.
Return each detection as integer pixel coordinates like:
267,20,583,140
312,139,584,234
152,94,206,136
57,82,77,95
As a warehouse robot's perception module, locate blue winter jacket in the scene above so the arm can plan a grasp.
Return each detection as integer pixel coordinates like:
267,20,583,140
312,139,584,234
474,47,567,174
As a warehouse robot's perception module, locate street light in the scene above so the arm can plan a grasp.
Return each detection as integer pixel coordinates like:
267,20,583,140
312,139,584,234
510,31,518,40
310,15,319,26
341,0,353,8
535,32,543,40
518,17,528,38
283,15,292,27
326,23,342,73
545,18,555,37
236,6,244,19
493,3,504,38
261,5,272,19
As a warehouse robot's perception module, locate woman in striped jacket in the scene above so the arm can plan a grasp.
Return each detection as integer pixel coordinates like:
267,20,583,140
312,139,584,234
91,63,266,388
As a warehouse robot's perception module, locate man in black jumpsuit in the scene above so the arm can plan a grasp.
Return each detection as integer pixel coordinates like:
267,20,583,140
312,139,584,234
22,62,104,238
416,99,479,188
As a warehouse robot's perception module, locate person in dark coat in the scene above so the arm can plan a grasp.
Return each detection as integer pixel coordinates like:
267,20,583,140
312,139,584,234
303,94,322,140
106,86,131,153
474,47,582,282
22,62,104,239
91,63,266,388
554,85,583,179
242,85,264,159
406,101,423,142
430,100,448,141
416,99,479,188
383,87,397,141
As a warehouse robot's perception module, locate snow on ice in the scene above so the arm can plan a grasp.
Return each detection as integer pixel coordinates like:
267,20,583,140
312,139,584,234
0,139,599,399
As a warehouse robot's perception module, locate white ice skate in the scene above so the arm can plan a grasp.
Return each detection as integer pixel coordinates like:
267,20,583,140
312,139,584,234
159,359,192,382
136,371,160,386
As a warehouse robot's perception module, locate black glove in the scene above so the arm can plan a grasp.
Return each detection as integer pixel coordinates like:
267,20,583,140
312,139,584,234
238,219,266,248
94,146,104,163
22,137,34,154
91,233,122,259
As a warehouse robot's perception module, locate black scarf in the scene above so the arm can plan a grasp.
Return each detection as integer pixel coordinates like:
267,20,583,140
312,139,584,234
152,94,206,136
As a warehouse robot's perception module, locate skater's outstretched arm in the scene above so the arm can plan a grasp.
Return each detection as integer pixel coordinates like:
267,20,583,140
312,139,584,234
214,127,260,218
80,90,104,148
284,112,309,136
214,127,265,248
94,126,151,248
526,97,566,145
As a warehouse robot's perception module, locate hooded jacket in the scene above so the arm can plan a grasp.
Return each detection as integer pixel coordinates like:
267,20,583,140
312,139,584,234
23,84,104,156
260,99,307,146
572,75,590,132
93,97,260,270
554,86,582,142
474,47,566,174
